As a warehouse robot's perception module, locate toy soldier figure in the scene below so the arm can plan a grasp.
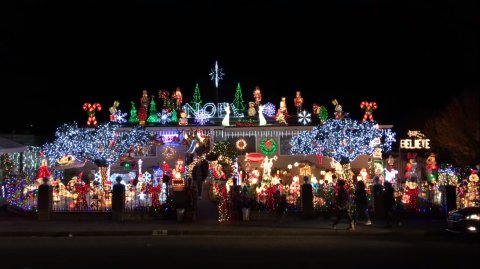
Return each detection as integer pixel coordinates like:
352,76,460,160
141,90,150,110
172,87,183,110
294,91,303,114
253,86,262,106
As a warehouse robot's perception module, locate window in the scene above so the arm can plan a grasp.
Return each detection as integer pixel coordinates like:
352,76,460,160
280,135,293,155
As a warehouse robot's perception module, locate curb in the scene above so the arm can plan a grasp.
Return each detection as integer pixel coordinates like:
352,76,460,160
0,229,448,237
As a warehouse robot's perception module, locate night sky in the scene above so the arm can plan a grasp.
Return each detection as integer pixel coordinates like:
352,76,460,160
1,1,478,149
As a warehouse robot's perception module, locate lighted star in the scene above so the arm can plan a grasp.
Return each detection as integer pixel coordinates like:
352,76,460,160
209,61,225,88
294,162,299,167
288,164,293,169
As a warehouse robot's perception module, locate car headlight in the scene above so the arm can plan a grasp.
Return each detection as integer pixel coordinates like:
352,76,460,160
466,214,480,220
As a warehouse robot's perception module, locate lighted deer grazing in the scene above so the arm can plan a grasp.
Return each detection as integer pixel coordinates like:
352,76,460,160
222,104,230,126
258,104,267,126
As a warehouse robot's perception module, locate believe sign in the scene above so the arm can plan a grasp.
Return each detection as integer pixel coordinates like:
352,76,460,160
182,103,244,118
400,130,430,149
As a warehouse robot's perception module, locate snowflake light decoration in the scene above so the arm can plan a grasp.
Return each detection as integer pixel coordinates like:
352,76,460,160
194,109,210,125
263,102,276,117
298,110,311,125
112,110,127,123
209,61,225,88
157,109,172,124
384,129,396,143
143,171,152,183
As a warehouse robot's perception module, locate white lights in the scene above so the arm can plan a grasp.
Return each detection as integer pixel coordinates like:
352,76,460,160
157,109,172,124
466,214,479,220
298,110,311,125
209,61,225,88
468,227,476,231
258,105,267,126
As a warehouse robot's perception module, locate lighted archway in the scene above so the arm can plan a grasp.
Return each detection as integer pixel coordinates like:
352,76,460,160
187,151,238,180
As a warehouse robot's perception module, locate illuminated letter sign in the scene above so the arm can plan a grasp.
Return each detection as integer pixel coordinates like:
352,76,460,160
400,130,430,149
183,102,244,118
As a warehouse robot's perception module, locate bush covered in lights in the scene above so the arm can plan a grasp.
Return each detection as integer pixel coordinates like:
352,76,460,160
290,118,393,163
43,122,150,167
213,141,238,162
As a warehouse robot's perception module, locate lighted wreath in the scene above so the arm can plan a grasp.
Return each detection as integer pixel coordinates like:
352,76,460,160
260,138,277,155
236,139,247,150
162,146,176,159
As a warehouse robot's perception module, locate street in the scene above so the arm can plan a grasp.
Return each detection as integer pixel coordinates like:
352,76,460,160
1,235,478,268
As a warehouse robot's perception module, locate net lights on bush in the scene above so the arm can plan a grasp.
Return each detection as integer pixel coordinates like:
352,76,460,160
43,122,151,167
290,118,393,163
194,109,210,125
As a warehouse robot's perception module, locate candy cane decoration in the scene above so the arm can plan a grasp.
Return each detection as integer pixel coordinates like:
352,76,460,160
83,103,102,126
360,101,377,122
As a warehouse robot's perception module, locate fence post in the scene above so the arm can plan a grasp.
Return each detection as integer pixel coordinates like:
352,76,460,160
112,177,125,221
444,185,456,213
38,177,53,221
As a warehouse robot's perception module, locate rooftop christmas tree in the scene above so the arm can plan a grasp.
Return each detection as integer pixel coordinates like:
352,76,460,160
171,108,178,122
191,83,202,109
128,101,139,123
319,105,328,123
147,97,158,123
232,82,246,111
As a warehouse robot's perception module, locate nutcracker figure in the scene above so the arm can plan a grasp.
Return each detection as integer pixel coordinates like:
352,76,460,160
253,86,262,106
294,91,303,114
312,103,320,116
172,87,183,110
140,90,150,110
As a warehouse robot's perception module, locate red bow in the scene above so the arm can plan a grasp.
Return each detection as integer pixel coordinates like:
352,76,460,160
407,153,417,159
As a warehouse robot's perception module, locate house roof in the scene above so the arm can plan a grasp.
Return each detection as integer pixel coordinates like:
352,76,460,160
0,137,28,154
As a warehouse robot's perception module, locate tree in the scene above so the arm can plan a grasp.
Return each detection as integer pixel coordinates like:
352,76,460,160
290,118,392,186
147,98,158,123
43,122,150,168
213,141,238,161
232,82,246,111
171,108,178,122
191,83,202,109
425,90,480,166
319,106,328,122
0,153,14,180
128,101,139,123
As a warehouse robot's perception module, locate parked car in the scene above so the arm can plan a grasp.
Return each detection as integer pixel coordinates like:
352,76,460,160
447,206,480,234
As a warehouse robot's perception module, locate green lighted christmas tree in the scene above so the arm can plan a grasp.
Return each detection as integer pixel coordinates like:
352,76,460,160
191,83,202,108
319,106,328,123
232,82,246,111
128,101,139,123
171,108,178,122
147,97,158,123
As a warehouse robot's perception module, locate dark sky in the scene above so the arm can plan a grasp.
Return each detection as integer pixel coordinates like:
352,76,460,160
1,1,478,145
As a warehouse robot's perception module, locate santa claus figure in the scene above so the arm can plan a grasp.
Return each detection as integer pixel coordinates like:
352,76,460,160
294,91,303,114
172,87,182,110
175,156,185,179
147,181,161,210
211,161,226,180
74,178,89,210
253,86,262,106
36,159,52,185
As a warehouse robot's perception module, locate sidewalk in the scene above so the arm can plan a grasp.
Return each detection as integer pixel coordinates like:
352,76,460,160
0,218,449,237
